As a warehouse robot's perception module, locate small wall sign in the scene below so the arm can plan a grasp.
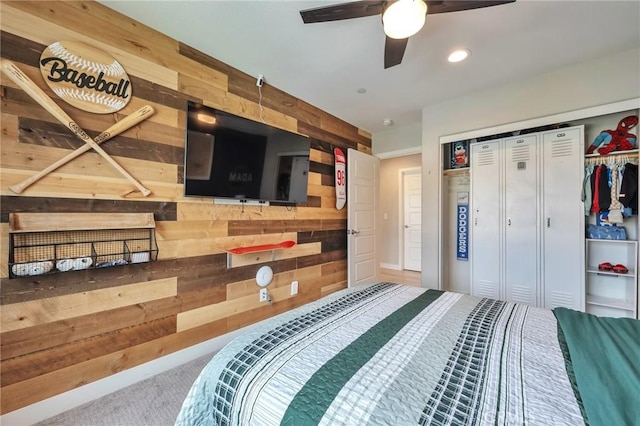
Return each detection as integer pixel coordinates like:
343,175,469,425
450,140,469,169
334,147,346,210
456,192,469,260
40,41,132,114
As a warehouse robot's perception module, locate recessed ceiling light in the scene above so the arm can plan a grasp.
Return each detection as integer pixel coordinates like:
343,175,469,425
357,88,367,94
448,48,471,63
383,118,393,126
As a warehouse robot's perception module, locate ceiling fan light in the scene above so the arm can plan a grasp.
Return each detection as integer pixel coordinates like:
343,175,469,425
383,0,427,40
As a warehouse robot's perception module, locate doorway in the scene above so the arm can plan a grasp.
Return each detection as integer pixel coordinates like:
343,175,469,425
347,148,379,287
401,168,422,272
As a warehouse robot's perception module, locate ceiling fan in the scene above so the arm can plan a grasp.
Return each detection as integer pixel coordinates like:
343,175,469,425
300,0,515,69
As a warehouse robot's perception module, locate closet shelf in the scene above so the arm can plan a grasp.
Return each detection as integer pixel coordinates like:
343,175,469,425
585,236,637,318
586,238,636,245
584,149,638,158
586,266,636,277
586,295,635,311
442,168,470,176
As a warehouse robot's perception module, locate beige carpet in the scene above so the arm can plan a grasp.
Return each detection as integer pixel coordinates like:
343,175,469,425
35,353,214,426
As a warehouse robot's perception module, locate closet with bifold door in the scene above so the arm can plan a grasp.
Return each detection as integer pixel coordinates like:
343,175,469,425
470,125,585,310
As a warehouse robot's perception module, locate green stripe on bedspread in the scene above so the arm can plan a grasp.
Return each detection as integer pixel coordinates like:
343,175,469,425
420,298,508,425
553,308,640,426
281,289,445,425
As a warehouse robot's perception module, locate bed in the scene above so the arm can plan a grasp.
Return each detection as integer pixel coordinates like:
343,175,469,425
175,282,640,426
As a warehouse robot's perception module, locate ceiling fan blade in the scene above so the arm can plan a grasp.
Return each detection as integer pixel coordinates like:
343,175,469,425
300,1,385,24
384,36,408,69
426,0,515,15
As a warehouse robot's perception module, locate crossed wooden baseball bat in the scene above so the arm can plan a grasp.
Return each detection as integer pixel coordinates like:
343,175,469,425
1,58,154,197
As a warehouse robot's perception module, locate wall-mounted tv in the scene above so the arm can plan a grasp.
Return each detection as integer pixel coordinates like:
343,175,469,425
184,101,310,204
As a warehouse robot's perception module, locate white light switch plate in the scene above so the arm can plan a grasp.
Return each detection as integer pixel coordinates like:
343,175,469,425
291,280,298,295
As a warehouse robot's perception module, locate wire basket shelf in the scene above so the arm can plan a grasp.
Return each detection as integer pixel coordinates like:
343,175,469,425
8,214,158,279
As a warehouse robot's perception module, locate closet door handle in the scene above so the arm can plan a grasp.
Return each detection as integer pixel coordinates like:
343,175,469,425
547,217,551,228
475,218,478,226
507,218,511,226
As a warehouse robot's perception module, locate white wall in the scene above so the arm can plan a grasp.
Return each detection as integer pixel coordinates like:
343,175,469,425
442,173,471,294
372,122,421,156
421,47,640,288
378,154,422,269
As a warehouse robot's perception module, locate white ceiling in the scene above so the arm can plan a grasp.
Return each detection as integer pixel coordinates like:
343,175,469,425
99,0,640,134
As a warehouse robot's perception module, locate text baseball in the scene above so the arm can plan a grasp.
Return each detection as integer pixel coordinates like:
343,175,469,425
40,57,130,99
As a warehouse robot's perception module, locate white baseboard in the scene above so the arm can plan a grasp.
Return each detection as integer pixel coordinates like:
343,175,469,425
380,263,401,270
0,325,255,426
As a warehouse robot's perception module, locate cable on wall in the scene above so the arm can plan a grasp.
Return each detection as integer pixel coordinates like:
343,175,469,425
256,74,265,123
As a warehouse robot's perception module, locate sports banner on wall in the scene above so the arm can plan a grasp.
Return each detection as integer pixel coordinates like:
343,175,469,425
334,147,346,210
456,192,469,260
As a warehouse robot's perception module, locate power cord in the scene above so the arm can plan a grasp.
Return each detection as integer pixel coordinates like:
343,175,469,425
256,74,265,123
258,85,265,123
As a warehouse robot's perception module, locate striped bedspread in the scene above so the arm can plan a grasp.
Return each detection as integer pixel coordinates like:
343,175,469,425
176,283,594,425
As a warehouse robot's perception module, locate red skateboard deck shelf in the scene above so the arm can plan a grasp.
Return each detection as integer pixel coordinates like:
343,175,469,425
223,241,296,267
224,240,296,255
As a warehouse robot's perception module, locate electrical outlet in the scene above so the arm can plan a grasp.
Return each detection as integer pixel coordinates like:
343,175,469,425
291,280,298,296
259,288,268,302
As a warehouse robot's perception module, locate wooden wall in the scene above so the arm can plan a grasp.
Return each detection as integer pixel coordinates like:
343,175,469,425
0,1,371,414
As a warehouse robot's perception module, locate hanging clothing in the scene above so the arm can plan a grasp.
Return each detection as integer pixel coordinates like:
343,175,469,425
591,164,601,214
597,164,611,212
619,163,638,214
618,165,625,199
608,164,624,224
591,164,611,213
582,164,594,216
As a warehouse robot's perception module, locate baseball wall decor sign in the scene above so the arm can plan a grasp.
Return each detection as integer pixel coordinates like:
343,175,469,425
1,59,151,197
39,41,132,113
334,147,346,210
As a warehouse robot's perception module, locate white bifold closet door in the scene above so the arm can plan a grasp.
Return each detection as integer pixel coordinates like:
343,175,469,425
470,139,502,299
504,134,539,306
469,126,584,311
541,128,585,310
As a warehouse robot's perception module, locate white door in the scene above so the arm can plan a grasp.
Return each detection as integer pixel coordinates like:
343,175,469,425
347,148,379,287
403,170,422,271
541,127,585,310
470,139,502,299
504,135,539,306
288,156,309,202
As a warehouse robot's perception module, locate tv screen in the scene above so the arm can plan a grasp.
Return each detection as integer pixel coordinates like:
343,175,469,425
184,102,310,204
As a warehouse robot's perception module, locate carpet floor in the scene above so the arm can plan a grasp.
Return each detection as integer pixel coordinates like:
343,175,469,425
35,353,213,426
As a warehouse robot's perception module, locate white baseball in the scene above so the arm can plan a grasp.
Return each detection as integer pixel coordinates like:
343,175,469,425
131,252,150,264
56,258,75,272
12,261,54,276
72,257,93,270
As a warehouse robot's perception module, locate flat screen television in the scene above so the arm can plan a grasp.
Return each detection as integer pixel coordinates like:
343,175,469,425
184,101,310,204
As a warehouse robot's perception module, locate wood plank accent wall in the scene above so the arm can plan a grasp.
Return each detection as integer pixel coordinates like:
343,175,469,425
0,1,370,414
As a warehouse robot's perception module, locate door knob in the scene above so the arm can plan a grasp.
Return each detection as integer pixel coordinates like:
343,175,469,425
351,229,360,235
404,225,410,228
